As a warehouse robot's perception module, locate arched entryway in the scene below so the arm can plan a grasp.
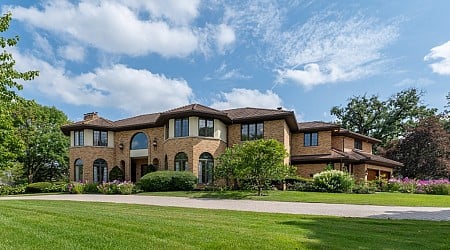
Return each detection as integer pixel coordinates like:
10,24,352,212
130,132,149,182
198,152,214,184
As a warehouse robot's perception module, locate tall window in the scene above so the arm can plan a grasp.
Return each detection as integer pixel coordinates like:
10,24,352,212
304,132,318,146
165,123,169,139
199,118,214,137
93,159,108,182
74,159,83,182
174,152,188,171
175,118,189,137
241,122,263,141
354,139,362,150
74,130,84,146
164,155,168,170
130,132,148,150
198,152,214,184
93,130,108,146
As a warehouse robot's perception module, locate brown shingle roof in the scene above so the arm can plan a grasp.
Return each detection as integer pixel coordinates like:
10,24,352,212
160,103,231,123
297,121,340,132
333,129,381,144
224,107,299,131
61,117,115,135
291,148,403,168
114,113,161,129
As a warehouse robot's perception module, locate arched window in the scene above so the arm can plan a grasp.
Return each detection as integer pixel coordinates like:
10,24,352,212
199,152,214,184
74,159,83,182
174,152,188,171
130,132,148,150
93,159,108,183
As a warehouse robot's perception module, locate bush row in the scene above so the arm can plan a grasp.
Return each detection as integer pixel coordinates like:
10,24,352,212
287,170,355,193
68,181,136,195
0,182,68,196
137,171,197,192
372,178,450,195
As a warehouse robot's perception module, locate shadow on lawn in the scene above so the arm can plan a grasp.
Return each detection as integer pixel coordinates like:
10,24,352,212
279,216,450,249
367,209,450,221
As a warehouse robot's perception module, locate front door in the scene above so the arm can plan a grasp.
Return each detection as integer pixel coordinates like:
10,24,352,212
131,162,137,183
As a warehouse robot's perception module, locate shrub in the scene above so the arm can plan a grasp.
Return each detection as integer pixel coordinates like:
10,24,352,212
0,185,26,196
25,182,53,193
418,179,450,195
313,170,354,193
117,181,135,195
84,183,100,194
286,178,315,192
138,171,197,192
352,183,376,194
68,182,85,194
109,166,124,182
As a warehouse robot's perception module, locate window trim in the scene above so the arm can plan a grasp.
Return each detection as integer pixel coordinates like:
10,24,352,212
241,122,264,141
174,118,189,137
304,132,319,147
74,159,83,182
93,130,108,147
174,152,188,171
354,139,363,150
198,118,214,137
74,130,84,146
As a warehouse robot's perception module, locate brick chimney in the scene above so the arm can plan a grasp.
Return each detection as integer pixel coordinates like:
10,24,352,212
83,112,98,121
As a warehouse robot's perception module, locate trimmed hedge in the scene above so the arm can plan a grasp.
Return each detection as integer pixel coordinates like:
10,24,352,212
138,171,197,192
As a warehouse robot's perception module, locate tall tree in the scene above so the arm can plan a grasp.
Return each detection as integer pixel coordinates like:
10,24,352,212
14,101,70,183
443,92,450,133
331,88,436,148
216,139,292,196
384,116,450,179
0,12,38,170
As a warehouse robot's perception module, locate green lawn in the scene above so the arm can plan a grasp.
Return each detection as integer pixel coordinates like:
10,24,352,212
0,200,449,249
140,190,450,207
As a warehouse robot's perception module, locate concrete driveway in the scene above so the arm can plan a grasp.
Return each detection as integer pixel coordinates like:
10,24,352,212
1,194,449,221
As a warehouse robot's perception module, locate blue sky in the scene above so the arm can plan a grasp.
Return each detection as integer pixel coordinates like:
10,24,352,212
2,0,450,122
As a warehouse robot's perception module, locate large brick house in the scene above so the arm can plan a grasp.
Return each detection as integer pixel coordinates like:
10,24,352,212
61,104,402,184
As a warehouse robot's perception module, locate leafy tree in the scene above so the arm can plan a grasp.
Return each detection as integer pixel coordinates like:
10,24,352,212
14,101,70,183
0,13,38,170
331,88,436,148
384,116,450,179
216,139,292,196
443,92,450,133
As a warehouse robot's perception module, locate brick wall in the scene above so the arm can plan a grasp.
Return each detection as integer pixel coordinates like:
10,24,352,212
295,163,327,178
291,131,332,156
69,146,115,182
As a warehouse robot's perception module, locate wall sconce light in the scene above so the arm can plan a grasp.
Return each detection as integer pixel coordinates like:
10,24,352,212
152,138,157,150
119,143,124,150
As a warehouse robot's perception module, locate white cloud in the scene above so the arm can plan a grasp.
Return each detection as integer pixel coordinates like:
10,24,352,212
6,0,199,57
394,78,434,87
216,24,236,53
211,88,282,109
12,49,193,115
57,45,86,62
224,1,400,87
204,63,251,81
424,41,450,76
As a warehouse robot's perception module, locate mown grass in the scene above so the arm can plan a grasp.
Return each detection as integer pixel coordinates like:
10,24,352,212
140,190,450,207
0,200,449,249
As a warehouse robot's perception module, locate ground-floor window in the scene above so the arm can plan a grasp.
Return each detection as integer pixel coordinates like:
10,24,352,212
174,152,188,171
93,159,108,182
198,152,214,184
74,159,83,182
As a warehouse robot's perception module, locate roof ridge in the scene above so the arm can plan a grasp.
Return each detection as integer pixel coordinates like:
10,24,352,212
114,112,160,123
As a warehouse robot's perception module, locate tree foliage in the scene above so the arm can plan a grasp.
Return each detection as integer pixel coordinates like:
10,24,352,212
216,139,292,196
0,12,39,102
14,101,70,183
331,88,436,148
384,116,450,179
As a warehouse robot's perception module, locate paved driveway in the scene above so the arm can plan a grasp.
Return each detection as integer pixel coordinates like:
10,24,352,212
1,194,450,221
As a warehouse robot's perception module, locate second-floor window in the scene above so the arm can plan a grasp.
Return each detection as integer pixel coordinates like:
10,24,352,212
304,132,318,146
199,118,214,137
74,130,84,146
175,118,189,137
241,122,264,141
93,130,108,146
354,139,362,150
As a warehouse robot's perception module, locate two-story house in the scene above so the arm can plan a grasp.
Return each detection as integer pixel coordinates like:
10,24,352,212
61,104,402,184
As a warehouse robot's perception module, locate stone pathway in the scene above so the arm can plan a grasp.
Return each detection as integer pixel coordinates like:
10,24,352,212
1,194,449,221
